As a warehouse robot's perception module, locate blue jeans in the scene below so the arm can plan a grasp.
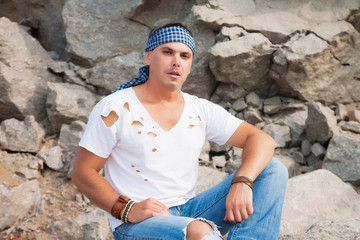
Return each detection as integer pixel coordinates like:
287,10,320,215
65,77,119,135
113,158,288,240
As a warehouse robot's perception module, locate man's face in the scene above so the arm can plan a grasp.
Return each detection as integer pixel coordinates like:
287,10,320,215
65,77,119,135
145,42,193,91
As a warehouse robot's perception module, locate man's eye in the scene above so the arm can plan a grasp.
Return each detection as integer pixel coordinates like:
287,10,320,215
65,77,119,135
164,50,171,54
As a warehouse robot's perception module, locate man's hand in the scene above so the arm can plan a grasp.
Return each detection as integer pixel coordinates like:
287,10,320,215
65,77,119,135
224,182,253,223
127,198,172,223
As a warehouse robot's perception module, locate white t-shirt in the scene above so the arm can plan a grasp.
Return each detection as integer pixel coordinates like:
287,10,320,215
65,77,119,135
79,88,243,231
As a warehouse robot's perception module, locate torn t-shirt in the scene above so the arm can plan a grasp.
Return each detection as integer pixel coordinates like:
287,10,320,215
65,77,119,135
79,87,243,230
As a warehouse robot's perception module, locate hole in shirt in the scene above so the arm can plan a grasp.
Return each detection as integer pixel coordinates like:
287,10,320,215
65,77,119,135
101,111,119,127
198,115,202,121
123,102,130,111
147,132,157,137
132,120,144,127
144,179,148,181
189,116,193,119
136,170,140,172
138,131,142,134
131,165,135,167
188,125,195,129
152,148,157,152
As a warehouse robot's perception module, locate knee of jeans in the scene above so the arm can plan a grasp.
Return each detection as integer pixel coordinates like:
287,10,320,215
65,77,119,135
183,218,222,240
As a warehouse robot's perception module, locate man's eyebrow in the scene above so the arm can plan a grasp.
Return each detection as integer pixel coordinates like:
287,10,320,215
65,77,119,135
161,46,192,55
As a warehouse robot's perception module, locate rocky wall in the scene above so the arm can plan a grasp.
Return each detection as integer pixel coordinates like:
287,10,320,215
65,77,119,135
1,0,360,239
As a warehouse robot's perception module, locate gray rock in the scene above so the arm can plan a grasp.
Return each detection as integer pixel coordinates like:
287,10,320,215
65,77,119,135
339,120,360,133
244,108,263,125
0,115,45,153
280,218,360,240
263,96,282,114
323,133,360,182
306,102,337,144
211,83,247,103
273,110,307,146
80,52,144,94
62,0,148,66
216,26,246,41
245,92,261,108
290,150,306,165
199,141,210,163
209,33,274,93
280,169,360,236
262,124,291,148
301,139,311,157
0,17,60,122
274,154,300,178
37,146,64,171
47,207,110,240
46,82,99,132
0,180,41,230
310,143,326,159
196,166,228,194
271,21,360,104
232,98,248,112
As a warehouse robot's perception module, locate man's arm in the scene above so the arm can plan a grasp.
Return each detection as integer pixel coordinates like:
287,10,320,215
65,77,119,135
224,121,276,223
72,147,171,223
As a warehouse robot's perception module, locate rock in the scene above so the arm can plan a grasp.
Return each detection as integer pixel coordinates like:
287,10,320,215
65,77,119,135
310,143,326,159
0,116,45,153
323,133,360,183
301,139,311,157
280,169,360,236
46,82,99,132
15,167,40,180
245,92,261,108
211,83,247,103
305,102,337,144
273,110,307,146
262,124,291,148
209,33,275,93
263,96,282,114
80,52,144,94
280,218,360,240
232,98,247,112
244,108,263,125
58,121,86,173
62,0,148,66
212,155,226,168
336,103,348,120
196,166,228,194
37,146,64,171
0,17,60,122
47,207,110,240
271,21,360,104
216,26,246,41
339,120,360,133
290,150,306,165
0,180,41,230
274,154,300,178
199,141,210,163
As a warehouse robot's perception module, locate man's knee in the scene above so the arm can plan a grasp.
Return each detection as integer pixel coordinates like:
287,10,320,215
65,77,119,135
186,220,213,240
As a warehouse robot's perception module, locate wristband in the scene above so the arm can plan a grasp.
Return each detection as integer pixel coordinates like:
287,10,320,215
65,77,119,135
231,176,254,190
111,195,130,219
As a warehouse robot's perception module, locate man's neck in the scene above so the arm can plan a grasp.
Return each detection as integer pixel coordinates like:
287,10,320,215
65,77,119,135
134,80,183,104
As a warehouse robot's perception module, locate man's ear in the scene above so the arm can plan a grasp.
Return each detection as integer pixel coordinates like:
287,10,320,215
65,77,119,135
145,52,151,65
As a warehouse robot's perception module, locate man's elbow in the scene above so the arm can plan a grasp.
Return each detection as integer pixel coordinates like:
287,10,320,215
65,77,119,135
265,132,276,150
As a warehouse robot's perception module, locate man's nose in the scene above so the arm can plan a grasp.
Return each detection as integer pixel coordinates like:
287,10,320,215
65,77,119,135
172,54,180,67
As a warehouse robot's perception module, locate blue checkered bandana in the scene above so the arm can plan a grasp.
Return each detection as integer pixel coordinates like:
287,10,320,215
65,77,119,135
113,25,196,93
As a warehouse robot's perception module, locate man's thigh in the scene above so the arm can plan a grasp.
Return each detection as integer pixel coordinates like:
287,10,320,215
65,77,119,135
113,216,193,240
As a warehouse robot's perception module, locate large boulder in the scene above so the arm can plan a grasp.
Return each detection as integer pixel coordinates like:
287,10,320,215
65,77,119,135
0,17,60,122
270,21,360,104
62,0,148,66
280,169,360,236
0,115,45,153
323,133,360,183
209,33,274,94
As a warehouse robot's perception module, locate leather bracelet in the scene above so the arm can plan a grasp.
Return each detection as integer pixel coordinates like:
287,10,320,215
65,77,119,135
231,176,254,190
111,195,130,219
121,200,135,224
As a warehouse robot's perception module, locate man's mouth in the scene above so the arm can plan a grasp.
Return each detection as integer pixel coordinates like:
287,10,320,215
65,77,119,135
168,70,181,77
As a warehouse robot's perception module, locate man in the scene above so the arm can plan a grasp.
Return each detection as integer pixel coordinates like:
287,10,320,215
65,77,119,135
72,23,288,240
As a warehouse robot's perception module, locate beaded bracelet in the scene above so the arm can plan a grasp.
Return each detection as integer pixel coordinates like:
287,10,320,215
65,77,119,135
231,176,254,190
121,200,135,224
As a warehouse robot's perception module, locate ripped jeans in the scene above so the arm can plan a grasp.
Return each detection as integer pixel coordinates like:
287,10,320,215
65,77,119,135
113,158,288,240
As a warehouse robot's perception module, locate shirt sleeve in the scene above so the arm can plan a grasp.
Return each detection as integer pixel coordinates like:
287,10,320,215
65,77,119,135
200,99,244,146
79,96,120,158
